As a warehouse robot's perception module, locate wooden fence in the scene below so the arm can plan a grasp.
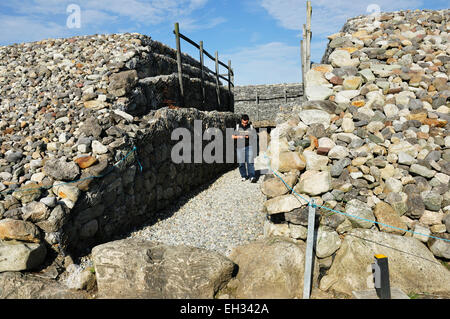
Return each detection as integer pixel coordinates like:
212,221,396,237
173,22,234,109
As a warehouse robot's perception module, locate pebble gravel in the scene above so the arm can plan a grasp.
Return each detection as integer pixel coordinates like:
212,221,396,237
128,168,267,257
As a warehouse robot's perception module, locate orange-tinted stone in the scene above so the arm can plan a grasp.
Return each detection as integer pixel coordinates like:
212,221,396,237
423,119,447,127
339,47,359,54
74,156,98,169
312,65,333,73
352,101,365,107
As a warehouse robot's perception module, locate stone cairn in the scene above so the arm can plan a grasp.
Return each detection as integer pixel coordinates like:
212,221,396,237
0,32,239,273
257,9,450,288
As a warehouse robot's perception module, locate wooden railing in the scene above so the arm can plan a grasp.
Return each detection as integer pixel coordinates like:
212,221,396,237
173,22,234,109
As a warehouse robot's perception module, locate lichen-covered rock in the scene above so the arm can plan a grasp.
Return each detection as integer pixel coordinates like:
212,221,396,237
373,202,407,235
43,158,80,181
295,170,331,196
264,194,307,215
108,70,138,97
225,237,320,299
0,240,46,272
315,226,342,258
344,199,375,229
322,229,450,297
0,272,90,298
92,238,236,298
261,173,297,198
0,218,42,243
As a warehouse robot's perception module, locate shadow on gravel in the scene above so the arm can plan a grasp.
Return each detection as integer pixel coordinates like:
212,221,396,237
112,166,239,241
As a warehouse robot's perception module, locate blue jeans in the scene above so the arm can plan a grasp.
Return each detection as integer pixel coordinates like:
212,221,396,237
237,145,255,179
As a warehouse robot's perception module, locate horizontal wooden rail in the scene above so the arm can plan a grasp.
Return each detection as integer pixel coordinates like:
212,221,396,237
177,32,200,49
235,94,303,103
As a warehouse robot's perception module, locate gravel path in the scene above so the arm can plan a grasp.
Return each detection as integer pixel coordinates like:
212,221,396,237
128,168,267,257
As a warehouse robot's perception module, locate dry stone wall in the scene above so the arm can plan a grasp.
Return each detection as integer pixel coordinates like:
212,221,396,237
234,83,304,125
0,32,239,268
64,107,239,255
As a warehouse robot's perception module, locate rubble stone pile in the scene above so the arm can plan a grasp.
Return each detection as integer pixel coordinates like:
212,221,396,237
257,9,450,296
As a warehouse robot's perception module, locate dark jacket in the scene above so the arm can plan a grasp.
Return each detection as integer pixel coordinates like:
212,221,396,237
235,122,256,148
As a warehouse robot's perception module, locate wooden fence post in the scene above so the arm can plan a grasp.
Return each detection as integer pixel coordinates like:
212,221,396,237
199,40,205,106
301,37,306,97
231,67,235,111
228,60,232,110
231,67,234,88
215,51,221,109
306,1,312,73
256,89,260,121
174,22,184,107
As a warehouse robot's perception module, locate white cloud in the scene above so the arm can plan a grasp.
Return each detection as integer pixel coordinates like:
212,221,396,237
178,16,227,32
80,0,211,24
0,0,219,45
81,9,119,28
260,0,424,35
4,0,210,22
0,14,70,45
222,42,302,86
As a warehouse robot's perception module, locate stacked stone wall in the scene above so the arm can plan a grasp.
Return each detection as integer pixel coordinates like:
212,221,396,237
234,83,304,125
0,32,238,265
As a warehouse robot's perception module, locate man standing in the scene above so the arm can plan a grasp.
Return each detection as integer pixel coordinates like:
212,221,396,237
232,114,257,183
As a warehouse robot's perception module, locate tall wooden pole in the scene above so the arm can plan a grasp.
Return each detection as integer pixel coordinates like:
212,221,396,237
231,68,234,88
306,1,312,73
199,40,205,106
301,28,306,98
231,67,234,111
256,89,259,121
174,22,184,107
215,51,221,109
228,60,232,111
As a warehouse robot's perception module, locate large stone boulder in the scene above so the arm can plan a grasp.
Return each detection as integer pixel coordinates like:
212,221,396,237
108,70,138,97
427,234,450,259
92,238,236,298
270,151,306,173
321,229,450,296
0,272,90,299
315,226,342,258
0,240,47,272
344,199,375,229
223,237,320,299
298,100,337,114
43,157,80,181
295,170,331,196
0,218,42,243
299,109,331,128
263,194,308,215
373,202,407,235
261,173,298,198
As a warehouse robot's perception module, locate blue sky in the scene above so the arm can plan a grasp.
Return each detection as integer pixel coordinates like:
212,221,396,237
0,0,448,85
